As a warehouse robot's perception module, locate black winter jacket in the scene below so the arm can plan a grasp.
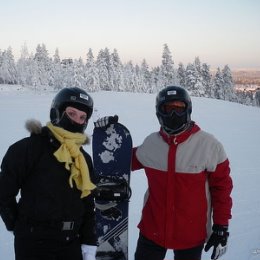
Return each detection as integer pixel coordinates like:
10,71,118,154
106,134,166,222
0,123,97,245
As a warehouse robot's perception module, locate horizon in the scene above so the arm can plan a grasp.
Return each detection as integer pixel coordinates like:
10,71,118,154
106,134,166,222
2,43,260,72
1,0,259,70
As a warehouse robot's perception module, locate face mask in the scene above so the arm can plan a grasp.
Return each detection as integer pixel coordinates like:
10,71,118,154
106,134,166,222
58,112,87,133
160,111,188,134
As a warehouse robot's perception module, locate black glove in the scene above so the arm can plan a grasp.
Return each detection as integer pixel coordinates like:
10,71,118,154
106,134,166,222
94,115,118,128
204,224,229,260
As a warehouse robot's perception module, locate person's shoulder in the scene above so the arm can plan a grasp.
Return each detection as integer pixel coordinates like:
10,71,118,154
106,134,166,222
10,120,47,149
195,128,223,147
9,136,31,149
145,131,160,139
197,129,215,139
138,131,162,148
196,127,214,137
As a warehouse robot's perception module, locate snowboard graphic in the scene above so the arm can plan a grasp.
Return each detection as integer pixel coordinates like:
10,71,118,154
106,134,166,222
92,122,132,260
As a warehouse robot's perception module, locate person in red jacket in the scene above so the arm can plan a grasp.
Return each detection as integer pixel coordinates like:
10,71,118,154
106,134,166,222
95,85,233,260
131,85,233,260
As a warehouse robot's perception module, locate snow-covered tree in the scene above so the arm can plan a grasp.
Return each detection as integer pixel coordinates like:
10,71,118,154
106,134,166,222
177,62,186,88
85,48,99,92
110,49,124,91
191,57,205,96
0,49,2,83
96,48,111,90
212,68,224,99
52,48,63,89
140,59,152,93
34,44,52,88
201,63,212,97
194,57,202,74
0,47,17,84
73,57,86,88
123,61,136,92
160,43,176,86
61,58,74,88
185,63,197,93
254,88,260,107
149,66,160,93
17,43,30,86
222,65,234,101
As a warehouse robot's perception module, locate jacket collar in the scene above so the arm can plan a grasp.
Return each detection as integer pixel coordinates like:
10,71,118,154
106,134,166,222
159,122,200,145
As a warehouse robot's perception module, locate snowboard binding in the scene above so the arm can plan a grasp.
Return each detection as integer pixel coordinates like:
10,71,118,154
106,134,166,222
94,176,132,201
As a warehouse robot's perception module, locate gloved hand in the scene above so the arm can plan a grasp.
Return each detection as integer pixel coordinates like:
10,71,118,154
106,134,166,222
94,115,118,128
81,244,97,260
204,224,229,260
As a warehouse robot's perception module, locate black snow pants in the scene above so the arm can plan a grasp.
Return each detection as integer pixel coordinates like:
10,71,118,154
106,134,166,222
135,233,203,260
14,223,82,260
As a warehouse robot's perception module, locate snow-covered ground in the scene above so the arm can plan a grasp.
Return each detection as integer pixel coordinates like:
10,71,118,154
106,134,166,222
0,85,260,260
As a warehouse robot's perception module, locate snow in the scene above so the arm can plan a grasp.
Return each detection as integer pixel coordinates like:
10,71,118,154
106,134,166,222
0,86,260,260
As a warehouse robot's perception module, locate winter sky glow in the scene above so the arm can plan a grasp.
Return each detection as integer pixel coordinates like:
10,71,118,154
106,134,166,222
1,0,259,69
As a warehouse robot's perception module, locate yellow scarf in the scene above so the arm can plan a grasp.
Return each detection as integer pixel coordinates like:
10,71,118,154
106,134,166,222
46,122,96,198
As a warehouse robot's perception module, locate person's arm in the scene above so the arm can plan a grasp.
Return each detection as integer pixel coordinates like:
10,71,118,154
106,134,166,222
79,154,97,260
79,191,97,260
131,147,144,171
205,147,233,260
208,158,233,225
79,193,97,245
0,142,27,231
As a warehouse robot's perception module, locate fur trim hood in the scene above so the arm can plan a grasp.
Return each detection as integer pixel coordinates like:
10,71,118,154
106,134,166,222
25,119,90,145
25,119,43,135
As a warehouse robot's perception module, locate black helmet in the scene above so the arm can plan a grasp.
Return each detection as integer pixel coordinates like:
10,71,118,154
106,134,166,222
156,86,192,134
50,87,93,132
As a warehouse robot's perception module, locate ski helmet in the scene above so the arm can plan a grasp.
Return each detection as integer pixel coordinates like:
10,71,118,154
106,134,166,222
50,87,93,133
156,86,192,134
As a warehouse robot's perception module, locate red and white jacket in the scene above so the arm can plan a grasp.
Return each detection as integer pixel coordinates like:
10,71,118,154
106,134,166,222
131,123,233,249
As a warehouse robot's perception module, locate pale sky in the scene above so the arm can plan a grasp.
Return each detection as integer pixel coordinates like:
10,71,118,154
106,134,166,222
1,0,259,69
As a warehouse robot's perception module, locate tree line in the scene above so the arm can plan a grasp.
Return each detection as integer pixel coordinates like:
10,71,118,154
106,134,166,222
0,43,259,107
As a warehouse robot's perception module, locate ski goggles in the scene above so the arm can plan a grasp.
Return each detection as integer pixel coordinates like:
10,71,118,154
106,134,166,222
159,100,187,116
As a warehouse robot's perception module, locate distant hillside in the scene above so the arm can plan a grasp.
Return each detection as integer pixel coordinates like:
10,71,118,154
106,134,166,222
232,69,260,87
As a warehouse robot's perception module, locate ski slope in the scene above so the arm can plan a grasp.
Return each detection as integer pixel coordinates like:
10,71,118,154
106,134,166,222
0,86,260,260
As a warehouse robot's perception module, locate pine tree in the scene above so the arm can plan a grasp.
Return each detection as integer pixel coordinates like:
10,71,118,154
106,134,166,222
140,59,152,93
150,66,161,93
61,58,74,88
212,68,224,99
85,48,99,92
110,49,124,91
192,57,205,96
52,48,63,89
0,47,17,84
160,43,176,86
17,43,30,86
123,61,136,92
222,65,234,101
254,88,260,107
201,63,212,97
96,48,110,90
185,63,197,94
177,62,186,88
34,44,52,88
73,57,86,89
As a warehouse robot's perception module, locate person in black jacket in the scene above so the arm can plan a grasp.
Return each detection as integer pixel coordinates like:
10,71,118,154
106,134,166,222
0,87,97,260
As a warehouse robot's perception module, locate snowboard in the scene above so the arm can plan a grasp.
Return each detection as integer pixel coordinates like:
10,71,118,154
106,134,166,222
92,122,132,260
